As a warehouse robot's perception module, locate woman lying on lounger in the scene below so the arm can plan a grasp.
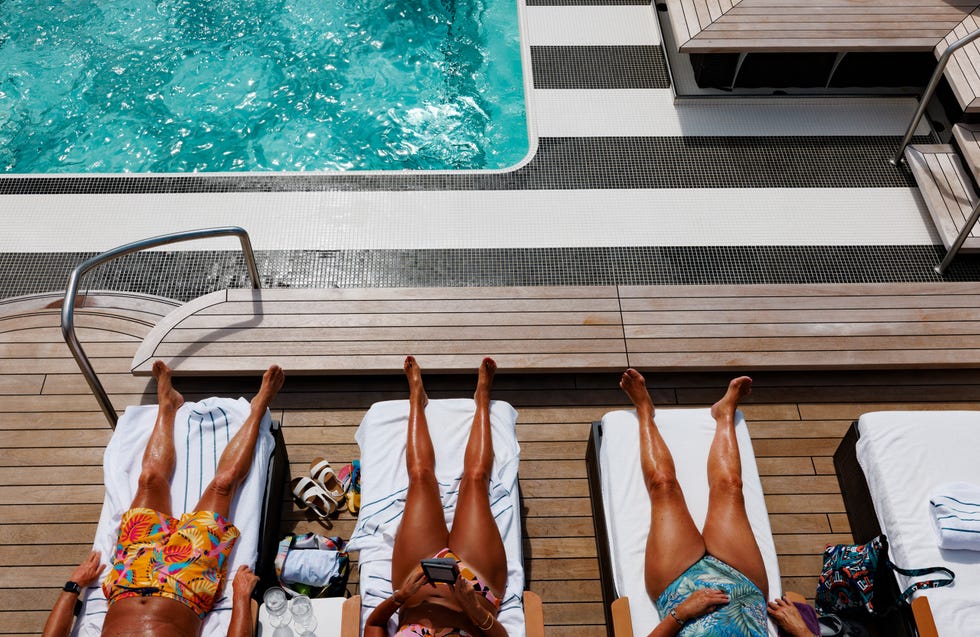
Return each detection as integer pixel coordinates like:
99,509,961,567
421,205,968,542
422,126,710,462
364,356,508,637
620,369,815,637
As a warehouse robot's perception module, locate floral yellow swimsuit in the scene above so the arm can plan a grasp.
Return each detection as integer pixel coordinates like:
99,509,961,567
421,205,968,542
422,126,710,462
102,507,240,619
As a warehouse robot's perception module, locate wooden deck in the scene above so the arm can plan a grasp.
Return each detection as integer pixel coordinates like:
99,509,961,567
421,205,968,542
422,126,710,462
665,0,980,53
133,283,980,376
5,289,980,635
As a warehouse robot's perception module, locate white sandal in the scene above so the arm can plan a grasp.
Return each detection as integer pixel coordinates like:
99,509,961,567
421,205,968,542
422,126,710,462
290,476,339,518
310,458,347,509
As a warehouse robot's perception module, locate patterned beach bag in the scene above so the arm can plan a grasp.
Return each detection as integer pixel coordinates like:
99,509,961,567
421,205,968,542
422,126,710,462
815,535,954,617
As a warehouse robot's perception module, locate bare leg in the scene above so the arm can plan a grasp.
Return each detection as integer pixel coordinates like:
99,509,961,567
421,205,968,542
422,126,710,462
194,365,285,518
391,356,451,588
129,361,185,516
701,377,768,597
620,369,706,599
448,357,508,597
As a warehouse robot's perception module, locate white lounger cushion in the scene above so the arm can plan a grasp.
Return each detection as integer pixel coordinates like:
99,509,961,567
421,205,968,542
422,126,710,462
72,398,275,637
348,398,525,637
599,408,781,637
857,411,980,637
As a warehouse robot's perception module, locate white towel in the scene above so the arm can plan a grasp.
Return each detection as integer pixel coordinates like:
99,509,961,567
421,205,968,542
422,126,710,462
282,550,343,587
347,398,525,637
930,482,980,551
72,398,275,637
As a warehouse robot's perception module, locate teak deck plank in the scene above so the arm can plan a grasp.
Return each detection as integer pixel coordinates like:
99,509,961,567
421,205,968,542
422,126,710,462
132,284,980,376
5,290,980,635
663,0,979,53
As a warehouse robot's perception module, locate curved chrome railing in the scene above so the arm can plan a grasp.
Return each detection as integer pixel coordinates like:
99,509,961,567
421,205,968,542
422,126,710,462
61,227,261,428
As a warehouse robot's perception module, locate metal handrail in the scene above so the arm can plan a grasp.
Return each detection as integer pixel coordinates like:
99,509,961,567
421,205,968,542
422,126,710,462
61,227,261,428
892,27,980,165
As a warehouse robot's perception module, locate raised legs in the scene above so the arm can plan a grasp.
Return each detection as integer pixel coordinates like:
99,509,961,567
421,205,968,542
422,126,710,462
620,369,767,599
391,357,508,599
391,356,451,588
195,364,284,518
129,361,284,520
129,361,184,516
701,377,768,597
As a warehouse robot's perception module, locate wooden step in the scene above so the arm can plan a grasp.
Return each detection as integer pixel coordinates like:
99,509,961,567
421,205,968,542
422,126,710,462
134,283,980,376
952,123,980,180
936,10,980,113
905,144,980,251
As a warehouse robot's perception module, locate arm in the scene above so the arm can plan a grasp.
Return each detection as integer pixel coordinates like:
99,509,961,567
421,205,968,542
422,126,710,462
42,551,104,637
364,568,431,635
226,565,259,637
450,575,508,637
645,589,730,637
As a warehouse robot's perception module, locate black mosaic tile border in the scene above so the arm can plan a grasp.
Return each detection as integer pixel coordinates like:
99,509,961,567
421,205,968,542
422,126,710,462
530,46,670,89
3,245,978,303
0,136,928,194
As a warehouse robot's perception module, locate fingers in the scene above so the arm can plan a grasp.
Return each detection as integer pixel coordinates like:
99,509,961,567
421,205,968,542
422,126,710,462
73,550,106,586
767,596,790,609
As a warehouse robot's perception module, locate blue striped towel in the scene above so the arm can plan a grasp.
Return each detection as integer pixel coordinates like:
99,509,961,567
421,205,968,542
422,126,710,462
930,482,980,551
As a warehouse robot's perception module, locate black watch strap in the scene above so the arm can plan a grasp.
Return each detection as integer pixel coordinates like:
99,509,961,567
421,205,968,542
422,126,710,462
63,581,81,595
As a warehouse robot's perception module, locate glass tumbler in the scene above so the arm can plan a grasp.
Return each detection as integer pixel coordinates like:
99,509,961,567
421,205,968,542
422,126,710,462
290,594,318,636
263,586,291,628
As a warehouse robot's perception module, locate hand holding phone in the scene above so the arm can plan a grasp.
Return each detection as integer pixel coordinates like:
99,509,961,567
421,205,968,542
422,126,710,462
420,557,460,584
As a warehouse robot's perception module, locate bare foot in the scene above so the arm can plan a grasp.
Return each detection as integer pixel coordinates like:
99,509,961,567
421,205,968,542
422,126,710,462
252,365,285,411
767,597,817,637
710,376,752,423
403,356,428,406
152,360,184,411
619,368,654,415
475,357,496,401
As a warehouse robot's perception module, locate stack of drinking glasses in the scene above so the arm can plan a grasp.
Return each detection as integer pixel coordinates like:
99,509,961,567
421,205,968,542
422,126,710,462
263,587,318,636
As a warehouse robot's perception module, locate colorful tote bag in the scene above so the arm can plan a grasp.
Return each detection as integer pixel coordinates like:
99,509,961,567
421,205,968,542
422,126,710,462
815,535,954,617
275,532,351,598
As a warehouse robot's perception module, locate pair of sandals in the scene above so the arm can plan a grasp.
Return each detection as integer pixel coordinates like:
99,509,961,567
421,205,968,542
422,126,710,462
291,458,348,519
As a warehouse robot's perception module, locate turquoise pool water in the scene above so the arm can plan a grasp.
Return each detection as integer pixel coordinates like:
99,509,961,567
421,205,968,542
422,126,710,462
0,0,527,172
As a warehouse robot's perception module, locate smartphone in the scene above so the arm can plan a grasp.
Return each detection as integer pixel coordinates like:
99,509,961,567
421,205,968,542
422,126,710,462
420,557,460,584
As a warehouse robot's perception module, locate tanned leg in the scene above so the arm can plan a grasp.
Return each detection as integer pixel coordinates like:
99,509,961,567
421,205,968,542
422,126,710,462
194,365,285,519
700,376,768,598
129,360,185,516
391,356,451,588
620,368,706,599
448,357,508,597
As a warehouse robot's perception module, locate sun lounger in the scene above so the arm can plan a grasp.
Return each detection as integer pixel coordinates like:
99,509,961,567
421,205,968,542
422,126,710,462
71,398,286,637
835,411,980,637
586,408,782,637
346,398,543,637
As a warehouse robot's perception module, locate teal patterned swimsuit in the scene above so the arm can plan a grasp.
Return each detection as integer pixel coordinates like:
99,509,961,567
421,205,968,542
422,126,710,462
655,555,767,637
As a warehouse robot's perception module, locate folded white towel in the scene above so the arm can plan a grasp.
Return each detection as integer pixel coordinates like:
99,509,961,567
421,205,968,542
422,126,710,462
930,482,980,551
282,550,343,587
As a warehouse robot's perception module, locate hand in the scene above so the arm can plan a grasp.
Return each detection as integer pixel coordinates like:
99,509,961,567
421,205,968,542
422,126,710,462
394,567,430,604
69,551,105,588
767,596,818,637
673,588,730,622
450,575,490,623
232,565,259,598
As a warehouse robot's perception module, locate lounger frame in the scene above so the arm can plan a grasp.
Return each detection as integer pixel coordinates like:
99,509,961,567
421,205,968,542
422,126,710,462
833,422,938,637
256,420,290,594
586,420,624,637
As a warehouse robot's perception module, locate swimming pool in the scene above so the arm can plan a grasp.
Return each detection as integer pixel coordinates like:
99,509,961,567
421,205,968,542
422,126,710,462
0,0,528,173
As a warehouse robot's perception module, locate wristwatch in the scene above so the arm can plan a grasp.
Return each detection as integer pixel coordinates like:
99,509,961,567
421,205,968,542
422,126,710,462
63,581,81,595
